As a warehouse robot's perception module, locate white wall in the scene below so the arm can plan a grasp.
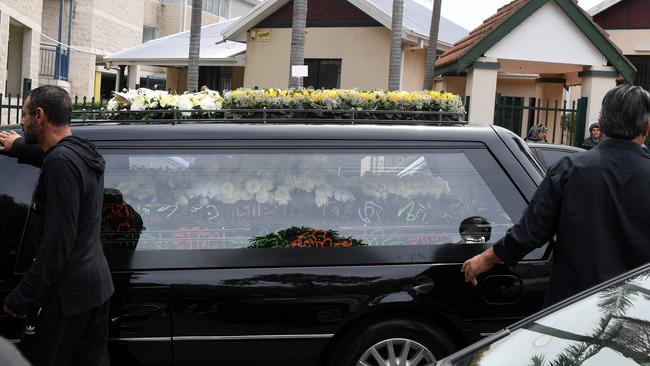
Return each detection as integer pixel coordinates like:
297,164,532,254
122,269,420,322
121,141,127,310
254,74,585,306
485,1,607,66
6,23,24,95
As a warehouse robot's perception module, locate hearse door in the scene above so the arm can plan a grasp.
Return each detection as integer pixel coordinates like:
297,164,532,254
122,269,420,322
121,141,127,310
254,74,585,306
0,157,39,344
101,149,175,366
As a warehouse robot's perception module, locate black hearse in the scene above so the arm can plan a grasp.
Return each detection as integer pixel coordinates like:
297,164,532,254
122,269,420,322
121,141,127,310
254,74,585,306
0,117,550,366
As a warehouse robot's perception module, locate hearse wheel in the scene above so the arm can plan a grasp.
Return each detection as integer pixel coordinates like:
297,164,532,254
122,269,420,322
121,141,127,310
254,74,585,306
329,318,454,366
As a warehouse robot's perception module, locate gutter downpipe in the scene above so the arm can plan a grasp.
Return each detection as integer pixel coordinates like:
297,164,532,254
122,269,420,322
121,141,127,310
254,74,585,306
55,0,64,79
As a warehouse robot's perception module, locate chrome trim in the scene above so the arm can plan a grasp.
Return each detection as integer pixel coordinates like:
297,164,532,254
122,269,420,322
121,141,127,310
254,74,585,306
107,334,334,342
173,334,335,341
479,332,495,337
7,339,20,344
108,337,172,342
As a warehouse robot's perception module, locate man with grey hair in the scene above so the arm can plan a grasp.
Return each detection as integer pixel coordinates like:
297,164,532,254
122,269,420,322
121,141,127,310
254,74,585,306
462,84,650,306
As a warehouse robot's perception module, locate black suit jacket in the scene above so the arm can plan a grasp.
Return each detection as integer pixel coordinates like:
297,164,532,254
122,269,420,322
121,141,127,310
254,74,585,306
493,138,650,305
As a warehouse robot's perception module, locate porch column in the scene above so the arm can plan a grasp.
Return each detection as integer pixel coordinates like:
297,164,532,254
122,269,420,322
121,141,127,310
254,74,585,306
127,65,140,90
580,65,618,137
465,58,499,124
116,65,126,92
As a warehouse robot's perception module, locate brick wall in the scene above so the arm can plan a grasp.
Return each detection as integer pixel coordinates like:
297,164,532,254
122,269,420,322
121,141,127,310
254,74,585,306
159,4,220,37
144,0,162,27
66,0,146,97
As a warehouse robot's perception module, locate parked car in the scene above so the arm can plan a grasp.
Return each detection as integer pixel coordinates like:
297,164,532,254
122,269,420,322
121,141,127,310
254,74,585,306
527,142,585,171
434,261,650,366
0,120,550,366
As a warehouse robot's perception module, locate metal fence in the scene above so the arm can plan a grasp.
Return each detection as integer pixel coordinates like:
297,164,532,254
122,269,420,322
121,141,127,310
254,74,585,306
39,44,69,81
494,95,588,146
0,94,25,126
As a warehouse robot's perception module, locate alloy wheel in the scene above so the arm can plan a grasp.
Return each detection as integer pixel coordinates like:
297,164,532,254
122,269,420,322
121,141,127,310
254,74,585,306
356,338,436,366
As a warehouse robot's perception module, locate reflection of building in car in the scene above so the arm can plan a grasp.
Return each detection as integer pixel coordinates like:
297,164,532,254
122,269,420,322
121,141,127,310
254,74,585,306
101,188,145,251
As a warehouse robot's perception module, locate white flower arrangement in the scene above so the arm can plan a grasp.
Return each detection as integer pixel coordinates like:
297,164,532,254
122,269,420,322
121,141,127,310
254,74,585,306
108,88,223,117
115,154,452,209
106,88,465,118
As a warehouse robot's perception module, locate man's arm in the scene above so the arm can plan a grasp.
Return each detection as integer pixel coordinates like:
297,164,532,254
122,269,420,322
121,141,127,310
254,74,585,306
4,157,81,315
462,158,568,285
0,131,44,167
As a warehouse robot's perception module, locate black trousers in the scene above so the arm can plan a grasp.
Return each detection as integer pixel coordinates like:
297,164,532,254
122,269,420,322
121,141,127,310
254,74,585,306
19,298,110,366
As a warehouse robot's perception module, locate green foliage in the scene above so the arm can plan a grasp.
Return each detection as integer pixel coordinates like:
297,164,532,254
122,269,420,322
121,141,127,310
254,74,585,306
248,226,365,248
561,112,577,146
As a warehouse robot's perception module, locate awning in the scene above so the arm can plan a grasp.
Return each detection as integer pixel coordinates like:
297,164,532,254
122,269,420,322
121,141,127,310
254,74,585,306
104,18,246,67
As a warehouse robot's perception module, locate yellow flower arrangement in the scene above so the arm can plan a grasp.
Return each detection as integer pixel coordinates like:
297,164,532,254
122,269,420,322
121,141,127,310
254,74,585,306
107,88,465,120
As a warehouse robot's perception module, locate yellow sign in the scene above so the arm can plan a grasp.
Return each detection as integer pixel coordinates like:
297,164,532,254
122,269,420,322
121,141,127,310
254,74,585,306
253,30,271,42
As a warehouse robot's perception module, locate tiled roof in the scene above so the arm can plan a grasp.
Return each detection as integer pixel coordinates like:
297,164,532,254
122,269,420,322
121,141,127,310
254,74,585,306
435,0,528,68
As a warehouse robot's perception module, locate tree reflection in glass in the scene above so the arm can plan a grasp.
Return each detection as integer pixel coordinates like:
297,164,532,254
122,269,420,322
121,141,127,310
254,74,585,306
460,271,650,366
526,273,650,365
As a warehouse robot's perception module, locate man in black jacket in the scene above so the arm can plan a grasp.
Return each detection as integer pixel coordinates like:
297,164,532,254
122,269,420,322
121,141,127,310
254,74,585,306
462,84,650,306
0,86,113,366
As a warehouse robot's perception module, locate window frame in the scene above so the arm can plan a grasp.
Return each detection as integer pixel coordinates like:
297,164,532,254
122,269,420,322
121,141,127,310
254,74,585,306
142,25,158,43
14,141,546,272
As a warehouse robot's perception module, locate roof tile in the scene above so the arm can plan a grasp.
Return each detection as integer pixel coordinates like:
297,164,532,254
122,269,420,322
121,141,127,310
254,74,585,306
435,0,528,68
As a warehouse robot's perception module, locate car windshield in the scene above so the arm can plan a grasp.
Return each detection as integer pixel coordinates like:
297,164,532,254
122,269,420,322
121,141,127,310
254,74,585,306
447,267,650,366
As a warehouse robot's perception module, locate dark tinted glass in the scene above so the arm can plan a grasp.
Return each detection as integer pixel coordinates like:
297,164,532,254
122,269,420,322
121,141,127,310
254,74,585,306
536,148,580,170
0,157,38,275
99,149,527,253
446,268,650,366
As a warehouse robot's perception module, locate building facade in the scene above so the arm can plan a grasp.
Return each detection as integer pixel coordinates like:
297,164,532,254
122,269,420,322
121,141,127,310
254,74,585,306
0,0,42,99
0,0,260,106
224,0,469,90
590,0,650,90
433,0,634,144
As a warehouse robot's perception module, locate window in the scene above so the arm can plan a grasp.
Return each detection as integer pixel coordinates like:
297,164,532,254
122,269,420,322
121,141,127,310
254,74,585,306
142,25,158,43
99,149,525,252
534,148,579,170
304,59,342,89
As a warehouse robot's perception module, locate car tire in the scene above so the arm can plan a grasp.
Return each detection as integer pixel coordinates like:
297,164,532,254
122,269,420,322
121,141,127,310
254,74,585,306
328,318,455,366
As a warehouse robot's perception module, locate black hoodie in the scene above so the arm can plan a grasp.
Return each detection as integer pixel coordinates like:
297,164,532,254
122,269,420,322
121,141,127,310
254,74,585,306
5,136,114,317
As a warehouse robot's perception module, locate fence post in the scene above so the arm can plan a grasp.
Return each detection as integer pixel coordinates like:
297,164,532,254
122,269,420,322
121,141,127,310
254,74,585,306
493,93,501,127
575,97,589,147
552,99,559,144
526,97,536,133
15,94,21,124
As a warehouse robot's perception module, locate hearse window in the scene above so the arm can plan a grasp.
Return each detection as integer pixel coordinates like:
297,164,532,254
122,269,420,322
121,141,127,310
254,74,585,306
100,149,525,251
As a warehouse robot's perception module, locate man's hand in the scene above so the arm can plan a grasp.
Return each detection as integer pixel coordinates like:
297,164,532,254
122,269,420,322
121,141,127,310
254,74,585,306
0,131,20,154
3,303,23,318
461,247,500,286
